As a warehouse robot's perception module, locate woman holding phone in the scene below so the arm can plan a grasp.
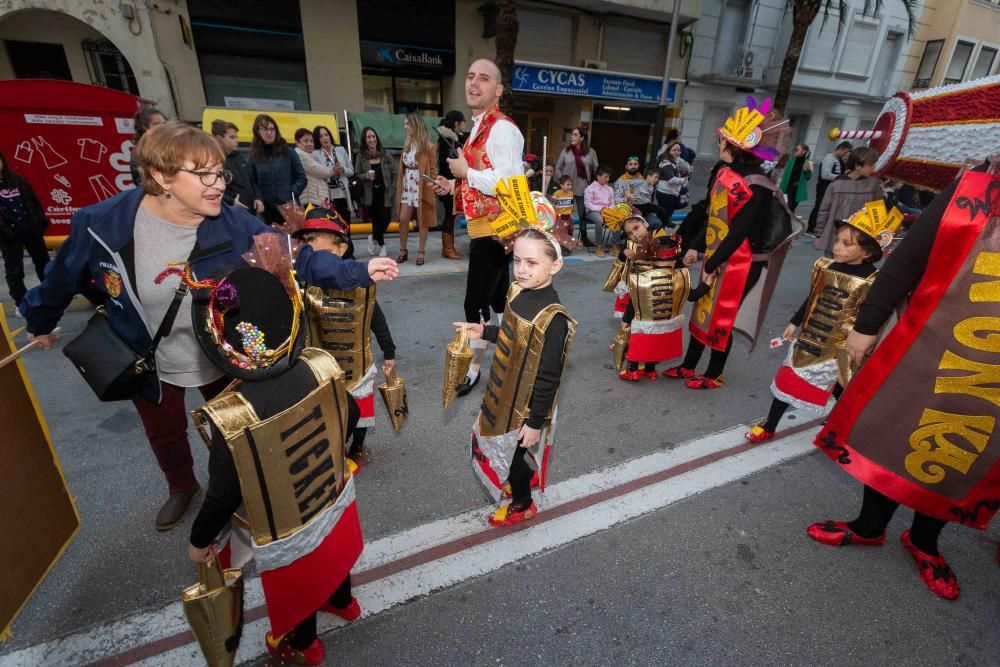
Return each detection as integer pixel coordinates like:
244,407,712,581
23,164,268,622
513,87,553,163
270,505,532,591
395,112,438,265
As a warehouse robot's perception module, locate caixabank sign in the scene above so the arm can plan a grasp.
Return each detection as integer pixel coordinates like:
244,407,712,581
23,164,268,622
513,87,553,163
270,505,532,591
360,40,455,75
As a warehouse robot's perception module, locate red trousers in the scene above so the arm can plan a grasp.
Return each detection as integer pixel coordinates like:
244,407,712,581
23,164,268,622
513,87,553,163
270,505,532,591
132,377,229,494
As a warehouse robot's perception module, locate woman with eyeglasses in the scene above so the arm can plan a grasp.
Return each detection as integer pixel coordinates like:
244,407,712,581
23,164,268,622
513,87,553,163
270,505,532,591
250,114,306,225
19,122,307,531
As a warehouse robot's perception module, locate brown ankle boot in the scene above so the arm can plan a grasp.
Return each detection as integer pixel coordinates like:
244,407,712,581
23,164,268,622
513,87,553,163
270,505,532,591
442,232,463,259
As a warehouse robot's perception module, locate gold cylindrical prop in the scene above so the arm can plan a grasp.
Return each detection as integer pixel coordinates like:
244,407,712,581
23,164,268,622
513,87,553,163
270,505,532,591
602,258,626,292
181,557,245,667
378,367,409,432
612,328,629,373
442,325,474,408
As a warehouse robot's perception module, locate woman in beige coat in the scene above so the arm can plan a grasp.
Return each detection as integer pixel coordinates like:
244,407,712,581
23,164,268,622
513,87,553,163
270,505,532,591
814,147,885,256
395,112,438,265
294,128,333,207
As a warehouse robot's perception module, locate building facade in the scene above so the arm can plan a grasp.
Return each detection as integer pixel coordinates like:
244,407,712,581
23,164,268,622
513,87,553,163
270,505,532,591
0,0,700,171
682,0,915,179
898,0,1000,91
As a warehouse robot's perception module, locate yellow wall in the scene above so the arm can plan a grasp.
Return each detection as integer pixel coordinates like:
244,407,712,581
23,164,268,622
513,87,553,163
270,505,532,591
301,0,364,115
0,9,104,83
901,0,1000,89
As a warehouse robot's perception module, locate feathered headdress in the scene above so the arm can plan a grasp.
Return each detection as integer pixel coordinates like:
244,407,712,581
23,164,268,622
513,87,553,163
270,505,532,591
717,96,790,161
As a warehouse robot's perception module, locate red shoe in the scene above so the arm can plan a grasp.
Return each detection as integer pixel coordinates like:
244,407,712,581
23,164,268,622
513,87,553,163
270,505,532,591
685,375,725,390
642,369,658,381
488,502,538,527
320,596,362,622
901,529,960,600
662,365,696,379
266,633,325,665
618,369,642,382
806,520,886,547
745,425,775,443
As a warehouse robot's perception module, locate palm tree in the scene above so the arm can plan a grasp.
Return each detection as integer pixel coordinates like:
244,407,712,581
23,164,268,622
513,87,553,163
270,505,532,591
494,0,519,115
774,0,917,113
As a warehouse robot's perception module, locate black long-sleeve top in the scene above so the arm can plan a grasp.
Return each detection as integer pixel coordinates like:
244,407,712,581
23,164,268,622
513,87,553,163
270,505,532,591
852,168,973,335
190,362,358,548
481,284,570,430
371,302,396,360
789,260,877,326
701,163,772,275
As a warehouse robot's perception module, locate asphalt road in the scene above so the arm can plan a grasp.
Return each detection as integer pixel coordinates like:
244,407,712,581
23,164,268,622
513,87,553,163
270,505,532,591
3,227,998,666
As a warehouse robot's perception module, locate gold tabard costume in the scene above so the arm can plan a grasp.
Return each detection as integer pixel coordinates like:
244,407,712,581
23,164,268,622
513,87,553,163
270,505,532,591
192,348,350,546
480,284,578,438
303,286,376,391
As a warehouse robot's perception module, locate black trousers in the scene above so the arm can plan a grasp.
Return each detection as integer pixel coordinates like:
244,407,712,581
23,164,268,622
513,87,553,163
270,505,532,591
849,485,947,555
368,190,391,246
762,384,843,432
1,227,49,305
681,262,764,378
807,179,833,234
464,237,509,323
331,197,352,225
508,447,534,508
439,194,456,235
287,575,353,649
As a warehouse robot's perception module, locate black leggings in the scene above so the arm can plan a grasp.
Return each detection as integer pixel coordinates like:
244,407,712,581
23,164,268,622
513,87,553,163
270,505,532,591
508,448,535,509
848,485,947,555
0,228,49,305
464,237,509,323
762,384,843,432
287,576,353,649
680,262,764,379
368,190,391,246
349,426,368,456
627,361,657,373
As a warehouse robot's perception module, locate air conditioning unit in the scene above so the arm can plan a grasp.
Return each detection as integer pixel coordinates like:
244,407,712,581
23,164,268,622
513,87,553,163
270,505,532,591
583,59,607,70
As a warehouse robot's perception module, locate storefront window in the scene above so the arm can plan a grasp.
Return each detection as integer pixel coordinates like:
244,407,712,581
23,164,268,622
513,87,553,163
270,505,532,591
395,77,442,115
363,75,394,113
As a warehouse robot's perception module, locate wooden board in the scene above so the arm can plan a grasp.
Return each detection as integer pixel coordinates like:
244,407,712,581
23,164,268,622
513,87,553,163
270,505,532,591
0,306,79,641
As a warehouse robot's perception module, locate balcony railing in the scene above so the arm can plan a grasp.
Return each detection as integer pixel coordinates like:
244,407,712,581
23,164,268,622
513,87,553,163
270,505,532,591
712,44,764,82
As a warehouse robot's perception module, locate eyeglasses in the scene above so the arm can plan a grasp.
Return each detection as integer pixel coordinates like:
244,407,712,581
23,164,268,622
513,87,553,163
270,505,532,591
180,168,233,187
259,126,277,134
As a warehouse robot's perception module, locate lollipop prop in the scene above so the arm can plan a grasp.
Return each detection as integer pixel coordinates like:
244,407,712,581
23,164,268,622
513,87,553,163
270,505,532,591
827,74,1000,191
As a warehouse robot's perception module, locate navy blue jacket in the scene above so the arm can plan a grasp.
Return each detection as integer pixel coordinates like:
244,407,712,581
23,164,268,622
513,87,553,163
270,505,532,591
251,145,306,206
23,188,371,402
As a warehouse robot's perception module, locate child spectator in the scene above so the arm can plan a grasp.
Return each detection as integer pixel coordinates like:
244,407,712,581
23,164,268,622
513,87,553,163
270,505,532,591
584,165,616,256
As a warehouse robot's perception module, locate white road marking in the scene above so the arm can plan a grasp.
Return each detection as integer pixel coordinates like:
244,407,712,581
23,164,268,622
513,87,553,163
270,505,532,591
0,413,821,667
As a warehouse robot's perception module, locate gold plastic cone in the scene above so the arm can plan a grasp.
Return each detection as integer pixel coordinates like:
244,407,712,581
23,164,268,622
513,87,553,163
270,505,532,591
612,328,630,373
181,557,245,667
602,258,626,292
378,367,409,432
442,325,474,409
835,342,859,388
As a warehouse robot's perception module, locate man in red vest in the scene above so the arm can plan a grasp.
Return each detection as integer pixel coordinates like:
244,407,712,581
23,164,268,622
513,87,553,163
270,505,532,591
434,58,525,397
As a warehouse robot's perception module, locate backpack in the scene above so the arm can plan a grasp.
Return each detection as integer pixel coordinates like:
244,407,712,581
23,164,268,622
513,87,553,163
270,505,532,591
744,174,796,255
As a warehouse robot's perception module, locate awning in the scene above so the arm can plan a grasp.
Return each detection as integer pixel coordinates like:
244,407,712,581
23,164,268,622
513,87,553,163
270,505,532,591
346,112,441,151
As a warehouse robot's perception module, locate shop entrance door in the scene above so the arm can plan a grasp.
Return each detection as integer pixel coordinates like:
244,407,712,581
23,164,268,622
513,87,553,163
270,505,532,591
591,121,653,177
512,112,552,158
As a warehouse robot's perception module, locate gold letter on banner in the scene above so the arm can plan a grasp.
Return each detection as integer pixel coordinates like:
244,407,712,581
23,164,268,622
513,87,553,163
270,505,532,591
969,252,1000,303
934,350,1000,408
905,408,994,484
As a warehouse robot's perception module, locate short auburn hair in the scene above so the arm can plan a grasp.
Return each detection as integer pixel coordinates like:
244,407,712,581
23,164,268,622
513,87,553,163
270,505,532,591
210,119,238,137
134,121,225,195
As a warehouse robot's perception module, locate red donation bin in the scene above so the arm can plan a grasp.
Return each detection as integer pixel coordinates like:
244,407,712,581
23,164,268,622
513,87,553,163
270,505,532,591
0,80,147,247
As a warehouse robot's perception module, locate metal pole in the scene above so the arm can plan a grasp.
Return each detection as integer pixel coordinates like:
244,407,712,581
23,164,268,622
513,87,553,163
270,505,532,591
648,0,682,166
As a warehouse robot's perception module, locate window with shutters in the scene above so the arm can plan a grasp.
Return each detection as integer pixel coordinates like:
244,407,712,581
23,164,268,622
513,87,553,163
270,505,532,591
970,46,998,80
698,104,732,156
913,40,944,89
944,40,974,85
515,10,574,66
603,25,663,76
799,14,841,73
838,19,879,77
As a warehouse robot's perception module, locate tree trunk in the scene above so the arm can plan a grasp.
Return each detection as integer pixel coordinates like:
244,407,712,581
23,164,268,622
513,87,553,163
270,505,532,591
495,0,519,115
774,0,821,113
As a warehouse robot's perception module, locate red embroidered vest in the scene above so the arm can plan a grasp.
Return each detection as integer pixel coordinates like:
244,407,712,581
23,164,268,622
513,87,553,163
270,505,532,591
458,105,514,239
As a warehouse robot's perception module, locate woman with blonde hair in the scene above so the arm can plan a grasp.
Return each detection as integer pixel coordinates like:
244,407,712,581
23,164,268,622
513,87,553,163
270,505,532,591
395,112,438,264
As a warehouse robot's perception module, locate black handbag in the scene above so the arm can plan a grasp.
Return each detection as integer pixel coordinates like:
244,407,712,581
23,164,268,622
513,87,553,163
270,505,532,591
63,282,188,402
347,174,364,203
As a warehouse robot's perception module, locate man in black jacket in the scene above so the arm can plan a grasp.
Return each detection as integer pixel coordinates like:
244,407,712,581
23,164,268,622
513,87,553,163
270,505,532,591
0,151,49,313
211,120,263,215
